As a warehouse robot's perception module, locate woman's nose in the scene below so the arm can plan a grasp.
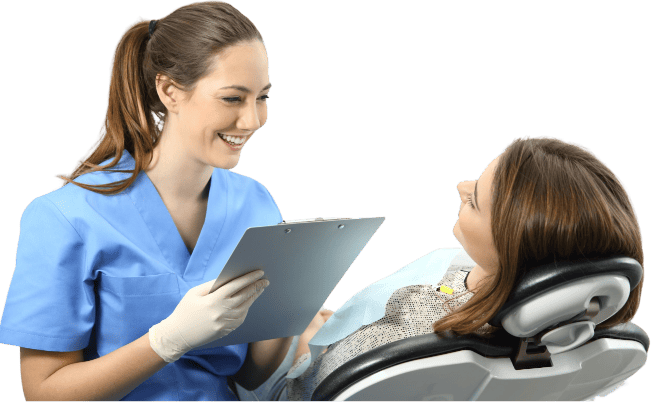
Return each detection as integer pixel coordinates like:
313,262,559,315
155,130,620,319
236,102,261,131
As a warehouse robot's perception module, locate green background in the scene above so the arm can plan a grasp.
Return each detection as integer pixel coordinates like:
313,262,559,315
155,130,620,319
0,0,654,401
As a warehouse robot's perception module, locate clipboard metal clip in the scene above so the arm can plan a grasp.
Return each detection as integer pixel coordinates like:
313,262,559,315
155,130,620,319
277,217,355,225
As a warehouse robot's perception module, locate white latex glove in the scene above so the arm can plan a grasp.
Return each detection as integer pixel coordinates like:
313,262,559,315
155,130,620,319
149,270,269,363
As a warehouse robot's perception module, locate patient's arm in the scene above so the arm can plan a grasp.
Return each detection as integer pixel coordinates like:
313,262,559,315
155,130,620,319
293,311,332,364
232,310,334,391
232,336,294,391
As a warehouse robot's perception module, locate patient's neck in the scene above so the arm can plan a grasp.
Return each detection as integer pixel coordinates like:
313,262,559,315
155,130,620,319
465,264,493,293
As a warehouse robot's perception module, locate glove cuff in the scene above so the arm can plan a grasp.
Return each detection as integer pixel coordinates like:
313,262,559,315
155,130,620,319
149,321,187,363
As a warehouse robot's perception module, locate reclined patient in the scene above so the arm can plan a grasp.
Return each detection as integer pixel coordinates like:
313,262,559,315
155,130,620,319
284,136,645,401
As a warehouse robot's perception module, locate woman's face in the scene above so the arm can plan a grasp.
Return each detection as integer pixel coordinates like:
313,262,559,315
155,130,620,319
158,39,270,170
453,155,502,273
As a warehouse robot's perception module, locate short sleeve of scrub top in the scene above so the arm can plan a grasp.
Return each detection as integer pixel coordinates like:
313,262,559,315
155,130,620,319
0,149,284,401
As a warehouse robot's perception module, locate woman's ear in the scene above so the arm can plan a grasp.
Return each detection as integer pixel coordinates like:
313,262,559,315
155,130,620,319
155,74,180,112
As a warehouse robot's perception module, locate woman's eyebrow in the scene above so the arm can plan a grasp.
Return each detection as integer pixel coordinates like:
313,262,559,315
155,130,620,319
474,181,480,212
219,83,272,93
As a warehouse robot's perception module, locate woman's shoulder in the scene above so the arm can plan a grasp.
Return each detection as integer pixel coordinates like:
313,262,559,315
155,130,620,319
34,151,136,207
35,172,123,208
219,169,281,217
24,165,136,231
24,184,92,223
221,168,274,194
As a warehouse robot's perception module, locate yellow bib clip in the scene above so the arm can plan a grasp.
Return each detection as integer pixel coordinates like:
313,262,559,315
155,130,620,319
437,285,454,295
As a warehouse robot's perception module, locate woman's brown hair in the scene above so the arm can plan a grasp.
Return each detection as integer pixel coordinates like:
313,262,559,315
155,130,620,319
432,137,644,337
56,1,263,194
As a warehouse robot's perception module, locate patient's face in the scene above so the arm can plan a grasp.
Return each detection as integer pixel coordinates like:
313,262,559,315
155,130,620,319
453,155,501,275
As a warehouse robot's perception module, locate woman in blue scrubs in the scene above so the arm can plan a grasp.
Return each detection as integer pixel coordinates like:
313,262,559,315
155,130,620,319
0,2,329,400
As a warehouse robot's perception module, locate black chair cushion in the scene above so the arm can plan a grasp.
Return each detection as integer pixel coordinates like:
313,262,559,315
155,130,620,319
311,321,649,401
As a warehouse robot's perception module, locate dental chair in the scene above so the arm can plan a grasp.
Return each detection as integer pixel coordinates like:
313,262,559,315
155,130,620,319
311,255,648,401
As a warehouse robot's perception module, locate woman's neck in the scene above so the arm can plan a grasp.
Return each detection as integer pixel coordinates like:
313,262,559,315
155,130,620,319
145,143,213,204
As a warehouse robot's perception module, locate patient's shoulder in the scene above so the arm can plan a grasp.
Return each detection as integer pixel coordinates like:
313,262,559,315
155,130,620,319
385,270,472,306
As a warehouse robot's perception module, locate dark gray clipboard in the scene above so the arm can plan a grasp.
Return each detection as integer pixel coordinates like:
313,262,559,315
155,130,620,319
190,216,384,350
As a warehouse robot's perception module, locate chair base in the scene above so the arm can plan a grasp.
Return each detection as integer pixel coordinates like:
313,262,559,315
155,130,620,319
330,338,646,401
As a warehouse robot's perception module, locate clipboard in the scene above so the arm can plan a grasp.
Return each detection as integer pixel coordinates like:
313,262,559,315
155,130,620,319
190,216,385,350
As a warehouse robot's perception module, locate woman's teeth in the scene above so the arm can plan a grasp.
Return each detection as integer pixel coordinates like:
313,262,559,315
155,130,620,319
218,133,246,145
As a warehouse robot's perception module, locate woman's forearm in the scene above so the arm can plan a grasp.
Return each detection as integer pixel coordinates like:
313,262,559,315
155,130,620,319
31,333,168,401
232,336,294,391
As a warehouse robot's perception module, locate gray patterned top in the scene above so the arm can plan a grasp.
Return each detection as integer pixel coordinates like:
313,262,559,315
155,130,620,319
286,253,490,400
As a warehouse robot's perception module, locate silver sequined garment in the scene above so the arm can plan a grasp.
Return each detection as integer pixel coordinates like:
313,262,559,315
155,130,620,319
286,257,491,401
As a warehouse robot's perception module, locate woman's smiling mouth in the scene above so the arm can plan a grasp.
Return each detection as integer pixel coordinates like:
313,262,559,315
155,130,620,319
217,133,248,150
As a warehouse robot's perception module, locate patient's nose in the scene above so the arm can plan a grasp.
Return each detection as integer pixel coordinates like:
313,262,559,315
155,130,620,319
457,181,470,199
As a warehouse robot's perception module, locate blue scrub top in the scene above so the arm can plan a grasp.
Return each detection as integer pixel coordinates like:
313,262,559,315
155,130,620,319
0,149,284,400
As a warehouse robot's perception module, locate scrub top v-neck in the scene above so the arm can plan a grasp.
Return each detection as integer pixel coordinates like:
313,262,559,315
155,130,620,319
0,149,284,401
129,153,225,280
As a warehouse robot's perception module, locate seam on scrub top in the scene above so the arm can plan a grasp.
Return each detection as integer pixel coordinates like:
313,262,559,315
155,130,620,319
41,195,91,307
98,287,180,297
201,169,230,272
262,184,284,223
230,170,284,223
0,326,84,341
124,174,172,266
41,196,84,242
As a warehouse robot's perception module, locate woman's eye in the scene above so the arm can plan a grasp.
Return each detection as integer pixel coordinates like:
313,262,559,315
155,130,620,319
223,95,269,104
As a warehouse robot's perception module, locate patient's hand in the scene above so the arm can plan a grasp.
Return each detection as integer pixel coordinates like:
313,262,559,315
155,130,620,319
293,310,334,365
319,309,335,323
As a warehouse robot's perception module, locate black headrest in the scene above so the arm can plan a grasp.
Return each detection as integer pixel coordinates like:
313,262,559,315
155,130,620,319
489,255,642,327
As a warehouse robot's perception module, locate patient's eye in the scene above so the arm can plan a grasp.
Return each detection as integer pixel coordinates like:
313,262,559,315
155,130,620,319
467,194,475,209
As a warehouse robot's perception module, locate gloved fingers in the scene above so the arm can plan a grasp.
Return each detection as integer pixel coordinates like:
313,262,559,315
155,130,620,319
211,270,266,299
222,279,269,309
193,279,217,297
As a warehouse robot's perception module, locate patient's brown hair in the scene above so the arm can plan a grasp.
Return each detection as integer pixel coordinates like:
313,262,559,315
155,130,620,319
432,137,644,337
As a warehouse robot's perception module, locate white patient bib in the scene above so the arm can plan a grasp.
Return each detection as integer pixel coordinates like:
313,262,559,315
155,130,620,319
286,247,473,379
